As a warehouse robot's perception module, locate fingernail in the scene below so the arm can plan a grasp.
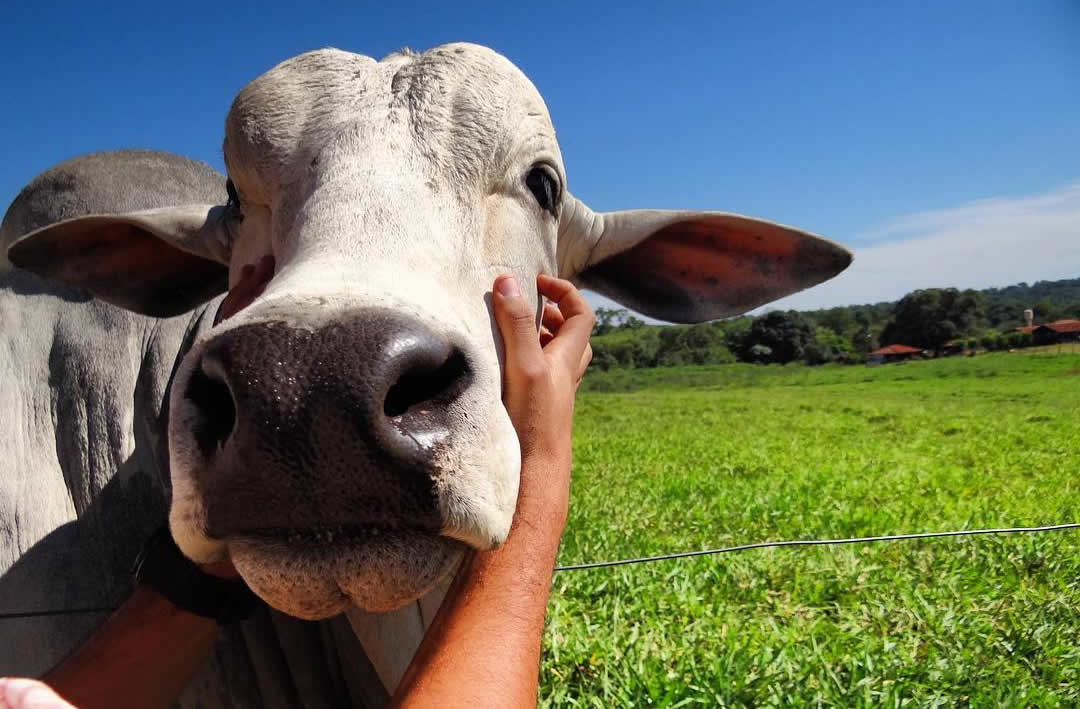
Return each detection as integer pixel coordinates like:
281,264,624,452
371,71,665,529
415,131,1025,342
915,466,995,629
496,276,520,297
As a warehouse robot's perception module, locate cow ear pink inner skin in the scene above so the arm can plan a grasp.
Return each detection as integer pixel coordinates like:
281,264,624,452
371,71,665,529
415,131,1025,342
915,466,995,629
215,254,276,325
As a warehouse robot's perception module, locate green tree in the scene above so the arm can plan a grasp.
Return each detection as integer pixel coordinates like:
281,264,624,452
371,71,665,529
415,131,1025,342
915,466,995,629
979,329,1002,350
723,317,752,356
589,327,660,369
738,311,816,364
1033,299,1062,323
806,326,854,364
592,308,648,336
656,324,734,365
816,307,856,337
985,301,1021,329
592,308,622,336
879,288,984,352
850,324,875,357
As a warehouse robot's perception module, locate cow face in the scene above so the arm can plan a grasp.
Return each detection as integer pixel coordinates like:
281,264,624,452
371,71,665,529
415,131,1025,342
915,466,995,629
7,43,851,619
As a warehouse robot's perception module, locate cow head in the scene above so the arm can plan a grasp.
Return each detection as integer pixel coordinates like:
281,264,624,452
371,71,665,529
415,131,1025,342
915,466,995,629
7,43,851,619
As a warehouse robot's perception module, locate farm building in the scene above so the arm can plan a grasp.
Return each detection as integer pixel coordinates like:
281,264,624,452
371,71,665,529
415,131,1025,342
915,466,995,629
1031,319,1080,345
940,340,965,356
868,344,925,364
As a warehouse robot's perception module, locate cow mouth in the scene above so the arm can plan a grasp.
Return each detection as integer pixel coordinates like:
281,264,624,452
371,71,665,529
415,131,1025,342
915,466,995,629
227,524,465,619
239,523,430,546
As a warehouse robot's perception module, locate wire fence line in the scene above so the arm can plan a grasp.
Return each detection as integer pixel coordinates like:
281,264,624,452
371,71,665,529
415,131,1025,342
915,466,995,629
553,523,1080,571
1,523,1077,618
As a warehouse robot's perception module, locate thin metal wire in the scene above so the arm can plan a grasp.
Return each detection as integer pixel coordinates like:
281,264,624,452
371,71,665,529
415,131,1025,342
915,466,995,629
553,523,1080,571
2,524,1077,617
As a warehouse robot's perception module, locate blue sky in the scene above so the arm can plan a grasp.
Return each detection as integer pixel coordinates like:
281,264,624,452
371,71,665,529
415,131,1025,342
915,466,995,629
2,1,1077,312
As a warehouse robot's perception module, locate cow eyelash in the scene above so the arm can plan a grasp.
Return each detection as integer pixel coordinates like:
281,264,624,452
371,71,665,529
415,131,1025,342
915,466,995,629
225,179,244,223
525,164,561,217
225,178,239,205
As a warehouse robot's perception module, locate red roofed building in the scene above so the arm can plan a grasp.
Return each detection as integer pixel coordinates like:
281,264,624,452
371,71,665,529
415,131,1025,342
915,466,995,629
868,344,926,364
1032,319,1080,345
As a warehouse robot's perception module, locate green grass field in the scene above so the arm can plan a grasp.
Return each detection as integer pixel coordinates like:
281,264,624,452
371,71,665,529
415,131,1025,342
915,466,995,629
541,352,1080,706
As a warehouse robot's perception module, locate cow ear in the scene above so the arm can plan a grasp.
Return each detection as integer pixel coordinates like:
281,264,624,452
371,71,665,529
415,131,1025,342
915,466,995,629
7,205,231,317
558,195,852,323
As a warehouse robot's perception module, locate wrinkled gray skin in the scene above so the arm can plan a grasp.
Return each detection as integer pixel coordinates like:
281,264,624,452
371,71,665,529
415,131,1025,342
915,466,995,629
0,151,388,706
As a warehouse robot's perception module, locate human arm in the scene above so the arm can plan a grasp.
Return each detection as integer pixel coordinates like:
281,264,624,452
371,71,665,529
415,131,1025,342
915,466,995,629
391,274,594,707
38,584,223,709
0,260,275,709
0,552,240,709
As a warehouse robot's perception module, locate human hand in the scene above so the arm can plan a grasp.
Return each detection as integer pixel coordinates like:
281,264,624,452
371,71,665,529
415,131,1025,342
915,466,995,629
492,274,594,528
0,677,76,709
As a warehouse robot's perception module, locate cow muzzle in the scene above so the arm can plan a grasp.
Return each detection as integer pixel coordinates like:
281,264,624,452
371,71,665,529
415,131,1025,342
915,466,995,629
172,307,474,616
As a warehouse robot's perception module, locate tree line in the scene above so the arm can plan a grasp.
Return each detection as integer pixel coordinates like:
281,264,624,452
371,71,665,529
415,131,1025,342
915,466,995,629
589,277,1080,370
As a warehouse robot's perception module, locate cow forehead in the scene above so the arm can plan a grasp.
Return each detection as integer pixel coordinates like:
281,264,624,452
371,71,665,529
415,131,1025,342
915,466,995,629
223,43,557,203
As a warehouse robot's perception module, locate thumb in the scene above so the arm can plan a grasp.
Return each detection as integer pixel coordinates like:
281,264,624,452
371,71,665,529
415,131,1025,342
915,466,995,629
492,275,544,382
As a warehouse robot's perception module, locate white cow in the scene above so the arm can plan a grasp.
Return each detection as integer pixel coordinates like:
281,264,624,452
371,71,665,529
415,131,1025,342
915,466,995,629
2,43,851,704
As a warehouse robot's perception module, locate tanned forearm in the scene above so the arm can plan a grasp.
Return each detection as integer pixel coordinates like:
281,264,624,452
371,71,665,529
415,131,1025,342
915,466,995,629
43,587,219,709
391,471,568,708
36,263,270,709
393,273,593,707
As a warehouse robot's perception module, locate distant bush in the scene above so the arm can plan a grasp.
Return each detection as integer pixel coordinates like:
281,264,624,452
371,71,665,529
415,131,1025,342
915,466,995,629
1006,331,1033,349
590,327,661,370
806,326,854,364
590,324,735,371
963,329,1034,352
656,324,735,366
979,329,1003,351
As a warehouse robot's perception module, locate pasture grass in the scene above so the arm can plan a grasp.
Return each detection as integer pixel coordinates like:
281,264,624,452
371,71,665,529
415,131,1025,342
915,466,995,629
541,352,1080,706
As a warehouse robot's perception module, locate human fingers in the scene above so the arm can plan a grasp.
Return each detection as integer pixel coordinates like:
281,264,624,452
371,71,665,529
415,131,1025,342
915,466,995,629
536,276,595,371
540,302,564,348
537,275,592,329
577,343,593,383
0,678,77,709
535,273,576,301
492,275,546,393
541,301,565,333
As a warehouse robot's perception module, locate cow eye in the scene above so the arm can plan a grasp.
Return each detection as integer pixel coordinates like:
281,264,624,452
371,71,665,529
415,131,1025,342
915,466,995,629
224,180,239,207
525,165,561,216
225,179,244,223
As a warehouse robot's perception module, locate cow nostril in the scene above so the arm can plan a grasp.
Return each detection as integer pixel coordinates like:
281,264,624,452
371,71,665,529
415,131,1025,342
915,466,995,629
384,349,471,418
185,367,237,458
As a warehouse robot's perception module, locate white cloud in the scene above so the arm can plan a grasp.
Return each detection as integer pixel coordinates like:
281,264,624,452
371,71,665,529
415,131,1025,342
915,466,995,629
765,181,1080,312
585,181,1080,318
